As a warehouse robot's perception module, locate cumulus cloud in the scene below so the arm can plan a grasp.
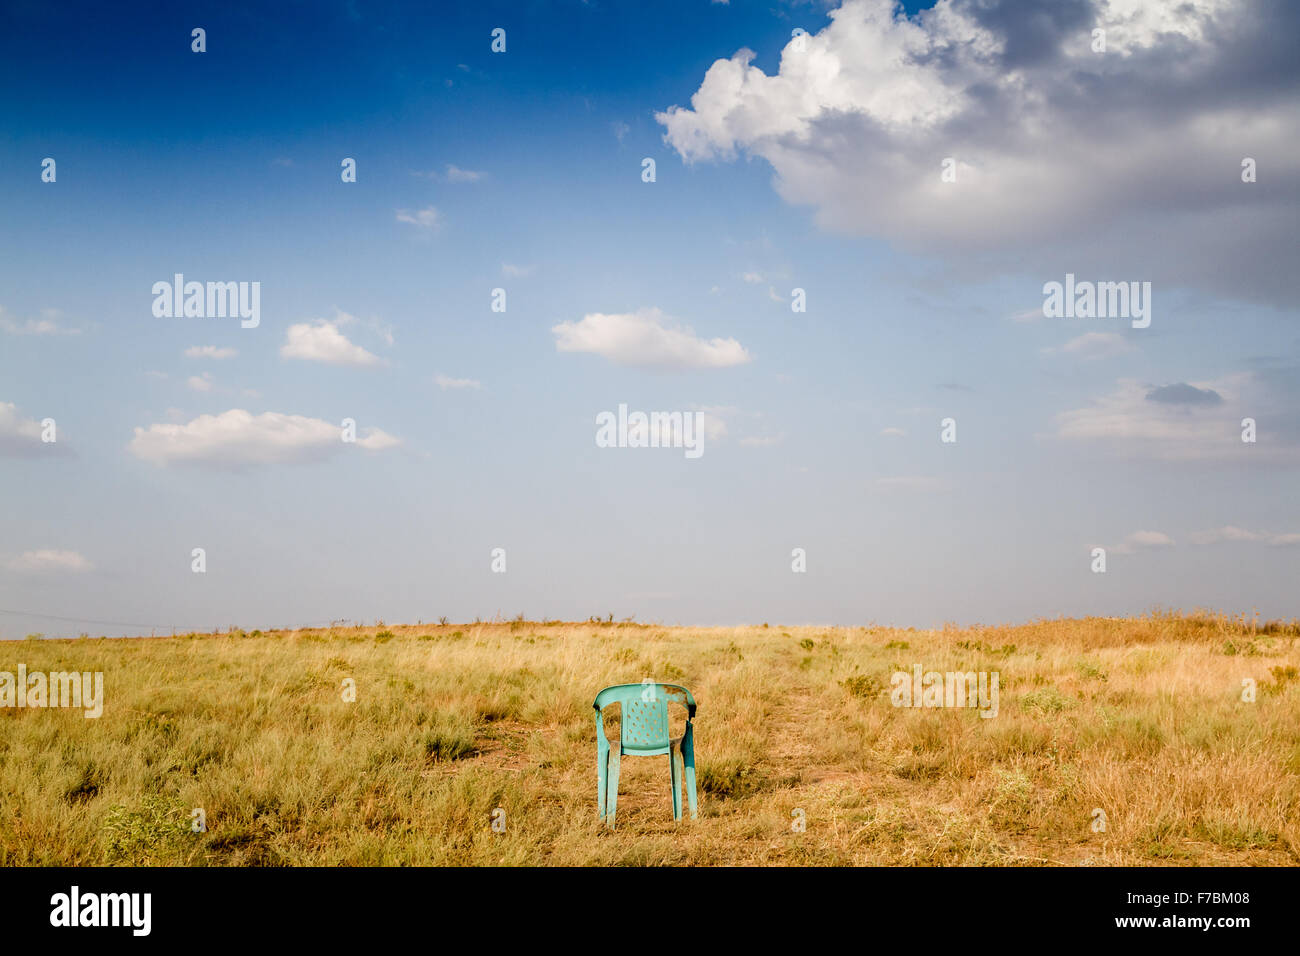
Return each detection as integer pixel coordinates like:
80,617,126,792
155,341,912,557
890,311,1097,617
129,409,400,467
552,308,751,369
1050,374,1298,461
5,550,92,573
1054,378,1228,453
281,318,382,367
657,0,1300,306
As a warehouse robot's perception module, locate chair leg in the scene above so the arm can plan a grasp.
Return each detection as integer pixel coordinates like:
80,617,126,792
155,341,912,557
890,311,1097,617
670,748,683,821
597,746,608,822
606,750,620,827
683,724,698,820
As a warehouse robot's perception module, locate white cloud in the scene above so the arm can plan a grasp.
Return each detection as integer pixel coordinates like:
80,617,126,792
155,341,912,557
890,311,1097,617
186,373,215,392
434,374,481,390
129,409,400,467
0,306,79,336
881,426,907,437
396,206,441,230
0,401,48,456
658,1,997,164
1044,332,1135,360
1050,376,1271,461
5,550,92,573
741,271,764,284
413,165,485,183
444,164,484,183
657,0,1298,306
355,429,402,451
552,308,751,369
501,263,536,278
185,345,238,359
1110,530,1174,554
281,319,382,367
1127,529,1174,548
1,317,57,335
693,406,734,443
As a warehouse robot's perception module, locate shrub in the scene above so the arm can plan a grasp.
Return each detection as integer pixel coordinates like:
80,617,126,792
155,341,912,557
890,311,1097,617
841,674,883,699
101,797,193,865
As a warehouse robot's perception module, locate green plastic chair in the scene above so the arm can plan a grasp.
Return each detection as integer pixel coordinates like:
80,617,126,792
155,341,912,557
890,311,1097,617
593,683,697,826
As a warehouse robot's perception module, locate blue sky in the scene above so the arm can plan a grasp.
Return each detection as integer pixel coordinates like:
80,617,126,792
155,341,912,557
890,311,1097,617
1,0,1297,636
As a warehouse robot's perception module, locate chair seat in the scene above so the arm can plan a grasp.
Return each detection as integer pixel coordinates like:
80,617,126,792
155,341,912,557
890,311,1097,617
617,734,683,758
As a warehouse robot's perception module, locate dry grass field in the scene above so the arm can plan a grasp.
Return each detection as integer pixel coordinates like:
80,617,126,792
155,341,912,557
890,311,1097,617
2,612,1297,866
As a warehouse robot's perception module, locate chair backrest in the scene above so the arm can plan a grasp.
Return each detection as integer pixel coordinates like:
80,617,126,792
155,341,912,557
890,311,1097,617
593,683,696,753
